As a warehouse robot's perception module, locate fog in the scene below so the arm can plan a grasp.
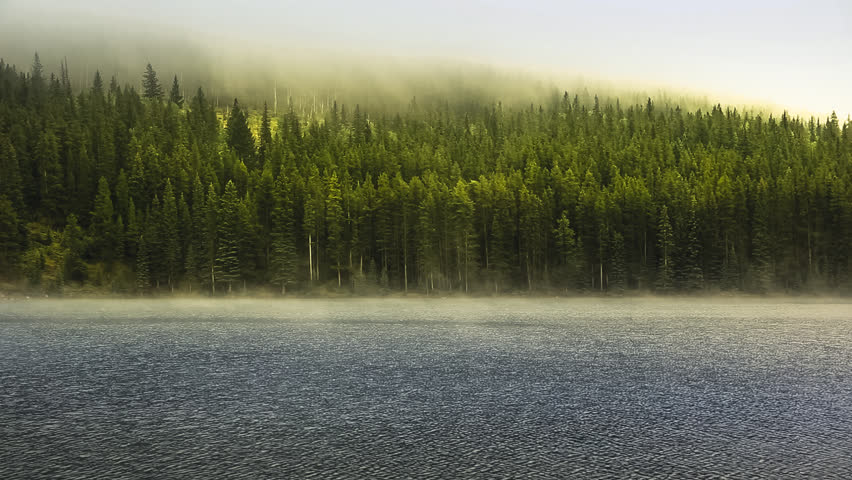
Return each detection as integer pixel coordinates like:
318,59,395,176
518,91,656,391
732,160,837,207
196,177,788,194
2,297,851,326
3,0,849,116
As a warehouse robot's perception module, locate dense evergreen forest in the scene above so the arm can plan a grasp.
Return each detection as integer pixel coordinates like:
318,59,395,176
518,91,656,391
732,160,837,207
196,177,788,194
1,54,851,296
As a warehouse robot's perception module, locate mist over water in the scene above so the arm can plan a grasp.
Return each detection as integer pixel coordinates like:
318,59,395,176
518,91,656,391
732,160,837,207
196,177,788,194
2,299,851,478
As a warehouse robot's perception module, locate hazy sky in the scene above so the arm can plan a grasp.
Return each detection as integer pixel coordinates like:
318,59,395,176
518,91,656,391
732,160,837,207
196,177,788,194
2,0,851,115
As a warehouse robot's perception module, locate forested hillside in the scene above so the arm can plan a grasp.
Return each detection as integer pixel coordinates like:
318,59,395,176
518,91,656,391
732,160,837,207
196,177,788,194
1,55,851,296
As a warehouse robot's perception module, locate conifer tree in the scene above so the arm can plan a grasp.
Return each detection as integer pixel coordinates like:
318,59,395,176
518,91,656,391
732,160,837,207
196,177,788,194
168,75,184,108
554,211,578,290
656,205,674,292
751,179,772,293
215,180,241,292
136,233,150,294
258,101,272,162
92,70,104,96
142,63,163,100
35,129,64,222
0,134,23,211
270,171,298,294
204,184,219,292
145,199,165,289
162,179,181,291
90,177,117,262
186,176,207,290
679,196,704,290
238,191,260,287
226,98,255,165
609,231,627,294
61,214,85,283
326,171,345,287
0,196,23,272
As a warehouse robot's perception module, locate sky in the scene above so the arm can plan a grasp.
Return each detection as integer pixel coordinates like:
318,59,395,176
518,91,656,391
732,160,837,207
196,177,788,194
2,0,851,116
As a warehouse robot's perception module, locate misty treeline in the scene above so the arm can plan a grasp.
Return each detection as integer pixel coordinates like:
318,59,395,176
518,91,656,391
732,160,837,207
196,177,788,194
1,55,851,296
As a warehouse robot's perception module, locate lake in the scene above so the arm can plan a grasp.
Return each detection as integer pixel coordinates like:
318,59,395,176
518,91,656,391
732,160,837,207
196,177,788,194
1,298,851,478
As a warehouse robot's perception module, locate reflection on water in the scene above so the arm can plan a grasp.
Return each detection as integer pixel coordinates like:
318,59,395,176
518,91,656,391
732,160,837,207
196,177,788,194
1,299,851,478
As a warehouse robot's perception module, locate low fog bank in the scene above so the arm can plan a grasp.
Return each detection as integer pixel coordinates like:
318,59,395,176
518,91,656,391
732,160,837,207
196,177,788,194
0,16,789,117
1,297,851,325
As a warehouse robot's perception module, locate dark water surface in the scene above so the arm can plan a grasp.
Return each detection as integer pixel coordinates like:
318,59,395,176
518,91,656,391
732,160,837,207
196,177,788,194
1,299,851,479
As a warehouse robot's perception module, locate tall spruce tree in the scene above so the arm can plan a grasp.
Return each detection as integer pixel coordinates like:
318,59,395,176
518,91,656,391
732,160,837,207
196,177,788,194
270,171,298,294
215,180,241,292
656,205,674,292
226,99,255,166
142,63,163,100
162,179,181,291
169,75,184,108
90,177,117,262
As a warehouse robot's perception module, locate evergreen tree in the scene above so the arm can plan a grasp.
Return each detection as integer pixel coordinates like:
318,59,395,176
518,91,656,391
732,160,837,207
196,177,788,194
0,134,23,211
656,205,674,292
258,101,272,162
0,196,23,272
169,75,184,107
608,231,627,294
162,179,181,291
204,184,219,292
237,191,260,288
186,176,207,291
92,70,104,96
61,214,85,284
142,63,163,100
270,171,298,294
35,129,64,222
677,196,704,290
751,179,772,293
215,180,241,292
226,98,255,165
90,176,117,262
326,171,345,287
554,211,578,290
136,233,150,293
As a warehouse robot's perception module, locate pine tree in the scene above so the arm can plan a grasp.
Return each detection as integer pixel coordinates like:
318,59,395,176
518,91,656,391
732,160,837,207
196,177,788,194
270,171,298,294
326,172,345,287
61,214,85,284
0,196,23,272
204,184,219,292
450,179,476,292
186,176,206,291
90,176,117,262
136,233,150,294
608,231,627,294
215,180,241,292
238,191,260,288
29,52,45,104
679,196,704,290
656,205,674,292
226,98,255,166
92,70,104,96
162,179,181,291
258,101,272,163
554,211,578,291
0,134,23,211
35,129,65,222
750,179,772,293
144,199,164,289
168,75,183,108
142,63,163,100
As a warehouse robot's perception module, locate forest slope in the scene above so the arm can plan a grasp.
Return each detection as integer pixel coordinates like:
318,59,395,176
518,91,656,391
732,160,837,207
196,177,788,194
1,56,850,296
